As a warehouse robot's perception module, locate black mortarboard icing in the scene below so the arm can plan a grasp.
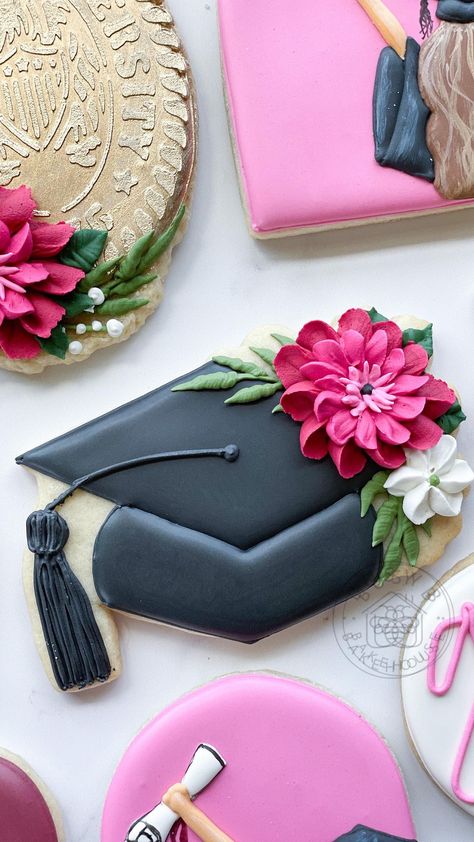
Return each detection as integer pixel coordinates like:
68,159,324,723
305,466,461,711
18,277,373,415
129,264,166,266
336,827,416,842
436,0,474,23
18,362,382,691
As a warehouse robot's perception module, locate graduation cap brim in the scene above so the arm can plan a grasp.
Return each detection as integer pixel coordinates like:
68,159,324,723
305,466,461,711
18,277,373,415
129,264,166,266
18,362,382,647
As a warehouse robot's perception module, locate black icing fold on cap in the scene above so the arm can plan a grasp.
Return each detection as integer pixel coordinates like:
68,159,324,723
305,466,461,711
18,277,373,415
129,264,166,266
335,827,417,842
18,362,382,655
436,0,474,22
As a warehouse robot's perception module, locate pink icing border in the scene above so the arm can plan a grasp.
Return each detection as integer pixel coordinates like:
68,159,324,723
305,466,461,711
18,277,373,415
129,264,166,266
219,0,473,235
102,673,415,841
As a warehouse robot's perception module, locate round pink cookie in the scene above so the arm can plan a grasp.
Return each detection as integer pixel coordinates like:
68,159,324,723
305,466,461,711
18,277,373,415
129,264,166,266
102,673,415,841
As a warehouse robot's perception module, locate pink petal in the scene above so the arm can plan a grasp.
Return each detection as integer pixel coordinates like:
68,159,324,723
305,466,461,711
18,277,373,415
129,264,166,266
369,441,406,470
391,395,426,420
9,222,33,263
340,329,365,366
300,416,328,460
390,374,429,395
326,409,357,445
13,261,49,286
374,413,410,445
365,329,388,367
406,414,443,450
0,185,35,232
416,376,456,420
300,361,343,382
19,292,65,338
296,320,338,351
328,439,367,479
381,348,405,377
30,221,76,258
312,339,347,374
0,320,41,358
355,411,378,449
403,343,429,375
0,289,34,317
337,308,372,340
280,381,317,421
315,389,343,422
372,320,403,353
0,220,10,252
309,373,345,393
34,261,84,295
274,344,311,388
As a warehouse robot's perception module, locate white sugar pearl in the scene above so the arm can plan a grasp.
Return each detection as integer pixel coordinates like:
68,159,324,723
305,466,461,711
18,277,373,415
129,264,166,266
92,320,103,332
106,319,124,338
76,323,86,335
69,341,83,355
88,287,105,305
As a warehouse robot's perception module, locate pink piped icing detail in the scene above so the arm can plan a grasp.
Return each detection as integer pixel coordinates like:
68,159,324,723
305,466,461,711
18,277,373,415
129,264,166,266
427,602,474,804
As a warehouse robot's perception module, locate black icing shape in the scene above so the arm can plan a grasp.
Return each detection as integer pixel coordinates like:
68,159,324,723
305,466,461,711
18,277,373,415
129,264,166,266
373,38,434,182
18,362,382,643
335,827,417,842
437,0,474,22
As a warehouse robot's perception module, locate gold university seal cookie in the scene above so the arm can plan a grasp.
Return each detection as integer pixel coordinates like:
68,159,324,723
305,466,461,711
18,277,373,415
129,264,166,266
0,0,196,373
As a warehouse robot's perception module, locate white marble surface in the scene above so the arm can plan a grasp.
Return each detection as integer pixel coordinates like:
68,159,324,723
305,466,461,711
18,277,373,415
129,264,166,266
1,2,474,839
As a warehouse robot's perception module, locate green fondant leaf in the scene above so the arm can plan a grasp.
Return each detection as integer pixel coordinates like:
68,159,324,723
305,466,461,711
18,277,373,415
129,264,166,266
271,333,295,346
249,346,277,368
372,496,399,546
436,400,466,435
421,518,433,537
111,273,158,296
172,371,257,392
224,382,282,405
402,324,433,358
367,307,389,324
56,291,94,317
95,297,149,316
114,231,155,282
78,255,122,291
137,204,185,274
378,532,404,583
212,355,271,380
402,520,420,567
38,325,69,359
59,229,108,272
272,403,284,414
360,471,390,517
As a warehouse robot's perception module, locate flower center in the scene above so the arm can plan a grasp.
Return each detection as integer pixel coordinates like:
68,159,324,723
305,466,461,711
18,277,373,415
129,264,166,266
340,360,396,417
429,473,440,487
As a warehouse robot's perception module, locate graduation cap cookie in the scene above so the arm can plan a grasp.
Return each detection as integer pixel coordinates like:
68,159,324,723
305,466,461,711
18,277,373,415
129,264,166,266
102,673,418,841
219,0,474,237
0,0,195,373
17,308,472,693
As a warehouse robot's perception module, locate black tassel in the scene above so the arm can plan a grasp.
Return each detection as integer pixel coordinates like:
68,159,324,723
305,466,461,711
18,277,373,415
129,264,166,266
27,510,111,691
420,0,433,38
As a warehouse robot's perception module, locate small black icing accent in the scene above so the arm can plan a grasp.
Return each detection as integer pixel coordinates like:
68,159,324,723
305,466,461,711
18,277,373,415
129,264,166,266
437,0,474,22
361,384,374,396
335,826,417,842
373,38,434,182
27,509,111,691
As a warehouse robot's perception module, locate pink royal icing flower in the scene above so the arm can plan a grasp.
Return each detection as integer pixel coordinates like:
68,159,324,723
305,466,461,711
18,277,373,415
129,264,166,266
274,309,456,479
0,185,84,359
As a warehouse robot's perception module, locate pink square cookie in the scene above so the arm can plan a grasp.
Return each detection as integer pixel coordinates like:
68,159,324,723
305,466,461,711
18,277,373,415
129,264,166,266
219,0,474,237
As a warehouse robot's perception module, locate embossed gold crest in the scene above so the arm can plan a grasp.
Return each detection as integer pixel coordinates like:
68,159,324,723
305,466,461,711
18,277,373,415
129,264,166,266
0,0,196,373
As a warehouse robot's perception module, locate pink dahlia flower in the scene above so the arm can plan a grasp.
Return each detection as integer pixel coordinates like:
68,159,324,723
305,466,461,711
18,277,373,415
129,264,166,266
274,309,456,479
0,185,84,359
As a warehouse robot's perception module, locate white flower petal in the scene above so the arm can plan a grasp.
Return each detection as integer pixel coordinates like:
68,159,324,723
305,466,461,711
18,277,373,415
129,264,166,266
402,482,432,525
439,459,474,494
430,434,458,475
429,487,463,518
385,466,426,496
404,448,430,473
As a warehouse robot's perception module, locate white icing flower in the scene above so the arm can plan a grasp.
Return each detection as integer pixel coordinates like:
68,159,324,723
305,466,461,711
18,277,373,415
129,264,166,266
88,287,105,305
106,319,124,338
384,435,474,525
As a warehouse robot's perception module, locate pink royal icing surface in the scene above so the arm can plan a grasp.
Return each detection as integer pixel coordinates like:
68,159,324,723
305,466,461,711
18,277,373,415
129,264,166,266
102,673,415,841
219,0,471,235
